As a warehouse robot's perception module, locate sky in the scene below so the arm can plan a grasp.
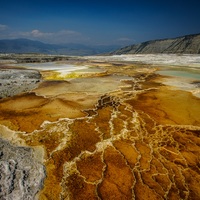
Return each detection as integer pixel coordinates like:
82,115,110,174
0,0,200,46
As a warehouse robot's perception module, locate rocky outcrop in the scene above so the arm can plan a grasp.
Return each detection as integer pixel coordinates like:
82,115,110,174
0,138,45,200
0,69,41,98
0,53,71,63
111,33,200,54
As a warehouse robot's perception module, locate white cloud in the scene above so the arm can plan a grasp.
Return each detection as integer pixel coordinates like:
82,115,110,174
0,24,8,31
20,29,53,38
31,29,53,37
0,27,89,44
14,29,87,44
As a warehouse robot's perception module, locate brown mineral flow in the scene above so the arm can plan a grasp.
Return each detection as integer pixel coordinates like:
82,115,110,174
127,86,200,126
76,152,104,183
1,61,200,200
0,90,98,132
98,146,134,200
24,98,200,199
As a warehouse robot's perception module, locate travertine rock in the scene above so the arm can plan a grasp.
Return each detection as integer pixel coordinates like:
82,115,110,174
0,69,41,98
0,138,45,200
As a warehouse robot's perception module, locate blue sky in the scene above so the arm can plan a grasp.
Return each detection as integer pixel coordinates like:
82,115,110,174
0,0,200,46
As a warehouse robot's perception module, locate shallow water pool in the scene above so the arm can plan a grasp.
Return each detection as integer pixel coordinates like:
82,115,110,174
157,67,200,80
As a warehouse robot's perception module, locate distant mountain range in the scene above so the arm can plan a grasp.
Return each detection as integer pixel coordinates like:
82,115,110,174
110,33,200,55
0,39,120,56
1,34,200,56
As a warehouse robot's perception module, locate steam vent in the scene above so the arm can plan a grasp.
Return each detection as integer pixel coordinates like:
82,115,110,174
1,54,200,199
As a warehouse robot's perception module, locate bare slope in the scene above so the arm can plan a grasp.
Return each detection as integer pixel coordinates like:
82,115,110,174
111,33,200,54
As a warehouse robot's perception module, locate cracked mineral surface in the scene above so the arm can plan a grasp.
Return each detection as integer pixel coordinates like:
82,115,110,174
0,55,200,199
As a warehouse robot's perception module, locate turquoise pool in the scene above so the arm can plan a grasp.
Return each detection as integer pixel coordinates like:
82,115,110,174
157,67,200,80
